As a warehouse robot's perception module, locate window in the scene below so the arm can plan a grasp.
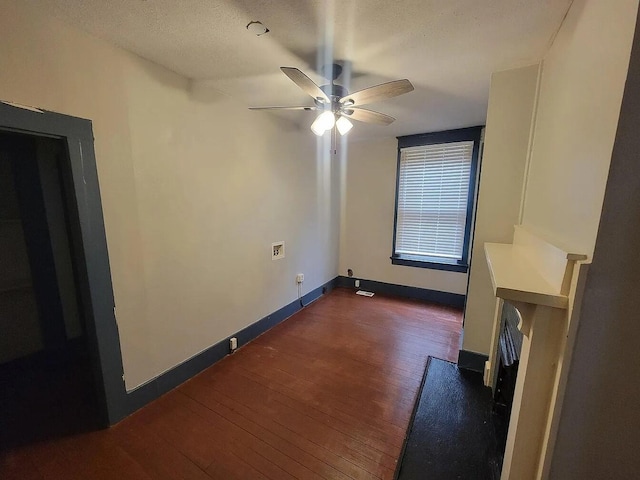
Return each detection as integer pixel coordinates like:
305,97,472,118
391,127,482,272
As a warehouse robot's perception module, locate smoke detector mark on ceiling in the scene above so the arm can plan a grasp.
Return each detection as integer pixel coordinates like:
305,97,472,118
246,21,269,36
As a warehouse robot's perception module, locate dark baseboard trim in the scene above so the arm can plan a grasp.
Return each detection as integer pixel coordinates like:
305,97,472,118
457,349,488,373
126,277,338,416
336,276,465,309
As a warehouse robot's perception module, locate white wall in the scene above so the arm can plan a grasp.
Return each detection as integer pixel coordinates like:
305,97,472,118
0,0,340,389
463,0,638,358
550,7,640,474
521,0,638,257
503,0,638,476
462,64,540,355
339,137,468,295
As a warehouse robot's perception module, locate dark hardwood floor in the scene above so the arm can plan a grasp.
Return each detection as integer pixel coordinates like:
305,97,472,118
0,287,462,479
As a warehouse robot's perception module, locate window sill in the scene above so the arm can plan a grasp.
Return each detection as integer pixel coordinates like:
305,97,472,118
390,255,469,273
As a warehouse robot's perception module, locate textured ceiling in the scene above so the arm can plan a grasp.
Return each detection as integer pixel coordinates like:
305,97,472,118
33,0,572,139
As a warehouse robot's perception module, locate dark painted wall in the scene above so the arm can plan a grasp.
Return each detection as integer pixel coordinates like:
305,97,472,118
36,137,83,341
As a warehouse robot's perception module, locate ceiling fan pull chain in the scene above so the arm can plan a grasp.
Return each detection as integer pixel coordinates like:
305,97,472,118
333,126,337,155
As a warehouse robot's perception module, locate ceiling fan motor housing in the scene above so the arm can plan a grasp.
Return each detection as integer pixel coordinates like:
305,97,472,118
316,84,349,109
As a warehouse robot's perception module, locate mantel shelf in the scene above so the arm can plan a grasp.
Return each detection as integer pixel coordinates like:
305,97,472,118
484,242,568,309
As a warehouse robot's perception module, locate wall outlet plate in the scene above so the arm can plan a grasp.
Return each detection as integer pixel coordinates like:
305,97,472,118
229,337,238,352
272,241,285,260
296,273,304,283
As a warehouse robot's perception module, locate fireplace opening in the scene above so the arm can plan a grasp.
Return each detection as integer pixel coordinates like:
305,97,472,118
493,302,523,455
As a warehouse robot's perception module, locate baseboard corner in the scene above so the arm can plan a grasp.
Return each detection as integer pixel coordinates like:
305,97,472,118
457,349,489,373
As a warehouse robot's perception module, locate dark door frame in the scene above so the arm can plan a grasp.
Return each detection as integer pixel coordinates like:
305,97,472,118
0,101,128,425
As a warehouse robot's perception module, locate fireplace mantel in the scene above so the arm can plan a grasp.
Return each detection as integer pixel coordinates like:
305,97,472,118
484,225,587,480
485,243,568,309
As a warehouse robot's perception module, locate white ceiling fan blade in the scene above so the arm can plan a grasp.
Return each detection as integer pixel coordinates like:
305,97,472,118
340,79,414,107
345,108,395,125
249,105,317,111
280,67,331,103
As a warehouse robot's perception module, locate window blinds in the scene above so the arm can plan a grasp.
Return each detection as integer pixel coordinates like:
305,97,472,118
395,141,474,260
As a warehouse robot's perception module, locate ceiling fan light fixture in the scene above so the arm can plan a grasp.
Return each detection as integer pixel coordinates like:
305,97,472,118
336,116,353,136
310,120,326,136
311,111,335,135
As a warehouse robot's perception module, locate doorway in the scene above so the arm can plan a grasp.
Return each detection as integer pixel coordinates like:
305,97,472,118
0,102,128,430
0,131,102,447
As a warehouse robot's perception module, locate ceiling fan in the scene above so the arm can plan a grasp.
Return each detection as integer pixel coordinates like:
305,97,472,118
249,64,414,136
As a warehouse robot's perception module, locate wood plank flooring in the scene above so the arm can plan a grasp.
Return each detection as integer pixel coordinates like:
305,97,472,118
0,287,462,480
